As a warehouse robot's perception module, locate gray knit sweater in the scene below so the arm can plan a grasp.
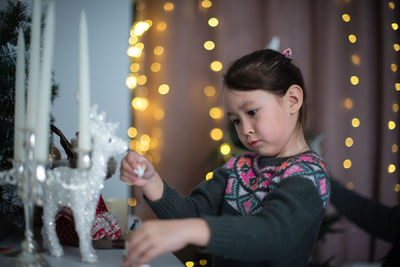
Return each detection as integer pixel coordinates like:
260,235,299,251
147,151,330,267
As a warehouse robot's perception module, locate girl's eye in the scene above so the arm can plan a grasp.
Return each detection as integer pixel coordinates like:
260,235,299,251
247,110,257,116
231,119,240,125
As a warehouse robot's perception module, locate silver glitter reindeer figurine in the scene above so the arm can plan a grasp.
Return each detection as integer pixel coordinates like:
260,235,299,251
41,106,127,263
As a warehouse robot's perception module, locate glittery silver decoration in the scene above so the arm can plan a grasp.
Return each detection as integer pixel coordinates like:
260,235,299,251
134,164,145,177
42,106,127,263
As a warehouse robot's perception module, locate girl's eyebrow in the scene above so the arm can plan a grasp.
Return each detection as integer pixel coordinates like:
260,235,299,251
226,100,256,117
238,100,255,110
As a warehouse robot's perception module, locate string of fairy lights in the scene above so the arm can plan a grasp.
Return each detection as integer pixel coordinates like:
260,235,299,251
125,1,223,266
341,1,399,192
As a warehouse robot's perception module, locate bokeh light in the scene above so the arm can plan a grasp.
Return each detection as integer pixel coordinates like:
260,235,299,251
205,172,213,180
210,61,223,72
204,85,216,97
351,118,360,128
345,137,354,147
158,84,170,95
208,17,219,27
343,159,352,169
127,127,138,138
219,143,231,155
204,40,215,50
210,128,223,141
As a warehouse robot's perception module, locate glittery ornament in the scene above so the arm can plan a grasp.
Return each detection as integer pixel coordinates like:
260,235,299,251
134,164,145,177
41,106,127,263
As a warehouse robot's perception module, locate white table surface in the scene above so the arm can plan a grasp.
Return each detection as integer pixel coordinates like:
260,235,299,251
0,235,184,267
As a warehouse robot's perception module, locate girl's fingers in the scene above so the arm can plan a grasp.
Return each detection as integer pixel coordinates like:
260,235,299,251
124,233,153,266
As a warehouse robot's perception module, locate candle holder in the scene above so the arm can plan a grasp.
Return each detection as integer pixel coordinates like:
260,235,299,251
13,129,50,267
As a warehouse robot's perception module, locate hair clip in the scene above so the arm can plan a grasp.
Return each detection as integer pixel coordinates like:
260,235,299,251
282,48,292,59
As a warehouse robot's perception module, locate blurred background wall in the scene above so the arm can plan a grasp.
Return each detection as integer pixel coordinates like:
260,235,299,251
127,0,399,265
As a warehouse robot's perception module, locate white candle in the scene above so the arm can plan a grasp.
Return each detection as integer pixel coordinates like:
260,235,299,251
14,29,26,161
78,10,91,161
35,2,55,163
26,0,41,131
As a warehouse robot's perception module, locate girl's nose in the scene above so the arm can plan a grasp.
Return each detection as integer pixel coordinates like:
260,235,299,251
242,122,255,135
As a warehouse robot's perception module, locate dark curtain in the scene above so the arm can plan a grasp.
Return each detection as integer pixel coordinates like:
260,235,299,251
130,0,400,263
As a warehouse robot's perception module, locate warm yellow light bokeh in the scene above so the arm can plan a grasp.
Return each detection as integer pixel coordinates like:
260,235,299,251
392,144,399,153
158,84,170,95
135,42,144,50
396,83,400,91
210,61,223,72
388,120,396,130
395,184,400,192
209,107,224,119
127,46,142,58
350,75,359,85
388,164,396,173
130,63,140,72
151,62,161,72
345,137,354,147
126,75,137,89
348,34,357,43
140,134,151,145
346,181,354,190
129,36,138,45
153,108,165,120
205,172,213,180
388,2,395,9
352,118,360,128
351,54,360,65
393,103,399,112
344,98,353,110
201,0,212,8
394,44,400,51
154,46,165,55
128,198,137,206
199,259,208,266
132,97,149,111
204,85,216,97
391,63,398,72
157,22,167,31
342,13,350,22
392,23,399,31
137,75,147,85
343,159,352,169
163,2,174,11
185,261,194,267
208,17,219,27
204,40,215,50
220,143,231,155
133,21,151,36
210,128,223,141
127,127,138,138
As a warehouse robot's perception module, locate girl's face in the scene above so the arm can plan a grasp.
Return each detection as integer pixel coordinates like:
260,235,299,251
224,88,302,158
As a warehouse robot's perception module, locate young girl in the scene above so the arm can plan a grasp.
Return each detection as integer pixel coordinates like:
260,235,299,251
120,49,330,267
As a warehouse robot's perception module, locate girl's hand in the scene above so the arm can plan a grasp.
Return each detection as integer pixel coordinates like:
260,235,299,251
120,150,156,187
123,219,210,267
120,150,164,201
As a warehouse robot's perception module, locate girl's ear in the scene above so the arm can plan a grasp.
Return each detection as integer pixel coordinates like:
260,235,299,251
284,85,303,114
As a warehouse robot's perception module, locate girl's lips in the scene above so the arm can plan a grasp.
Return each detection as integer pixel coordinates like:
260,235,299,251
249,141,259,146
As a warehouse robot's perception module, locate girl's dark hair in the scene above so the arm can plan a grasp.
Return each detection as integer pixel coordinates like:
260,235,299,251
223,49,307,131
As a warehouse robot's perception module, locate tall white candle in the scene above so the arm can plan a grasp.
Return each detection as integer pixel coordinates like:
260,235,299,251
35,2,55,163
14,29,26,161
78,10,91,160
26,0,41,131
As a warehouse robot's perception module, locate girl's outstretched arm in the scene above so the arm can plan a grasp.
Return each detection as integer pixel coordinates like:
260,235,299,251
123,218,210,267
